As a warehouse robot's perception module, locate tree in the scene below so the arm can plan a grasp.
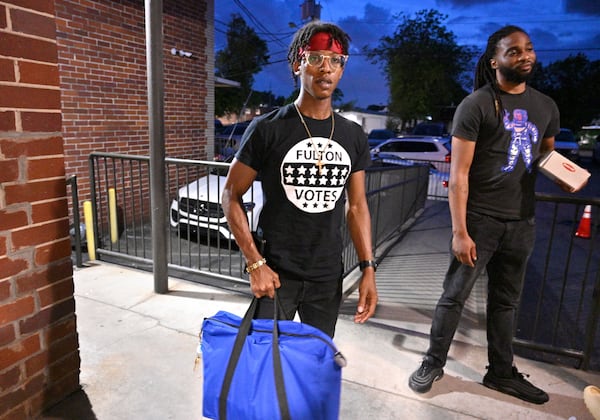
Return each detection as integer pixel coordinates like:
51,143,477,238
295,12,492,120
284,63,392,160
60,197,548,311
215,14,269,116
366,9,476,127
530,54,600,130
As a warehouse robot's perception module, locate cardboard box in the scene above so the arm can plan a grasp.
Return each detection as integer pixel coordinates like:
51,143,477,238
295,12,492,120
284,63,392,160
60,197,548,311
538,150,591,191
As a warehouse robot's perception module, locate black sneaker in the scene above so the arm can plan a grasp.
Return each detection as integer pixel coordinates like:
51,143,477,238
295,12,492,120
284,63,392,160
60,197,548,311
483,366,549,404
408,360,444,393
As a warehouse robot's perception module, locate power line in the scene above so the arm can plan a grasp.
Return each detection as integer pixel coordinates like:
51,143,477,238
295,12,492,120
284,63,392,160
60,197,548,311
216,57,290,81
232,0,288,48
325,17,600,26
215,18,230,26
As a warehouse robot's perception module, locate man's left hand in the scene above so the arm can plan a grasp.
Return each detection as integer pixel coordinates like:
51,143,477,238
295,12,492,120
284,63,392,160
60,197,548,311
354,272,377,323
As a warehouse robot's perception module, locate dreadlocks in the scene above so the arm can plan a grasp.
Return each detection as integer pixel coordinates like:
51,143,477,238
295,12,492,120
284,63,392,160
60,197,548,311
287,21,351,83
474,25,529,118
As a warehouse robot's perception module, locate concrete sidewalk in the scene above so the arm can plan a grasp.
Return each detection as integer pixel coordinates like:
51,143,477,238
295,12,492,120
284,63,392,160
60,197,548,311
41,200,600,419
40,259,600,420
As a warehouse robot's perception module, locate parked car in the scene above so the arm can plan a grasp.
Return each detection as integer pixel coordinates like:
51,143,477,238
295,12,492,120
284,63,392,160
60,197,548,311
577,125,600,151
593,134,600,164
370,136,451,170
169,158,263,241
412,122,449,138
214,121,251,158
214,119,224,134
553,128,580,161
367,129,395,148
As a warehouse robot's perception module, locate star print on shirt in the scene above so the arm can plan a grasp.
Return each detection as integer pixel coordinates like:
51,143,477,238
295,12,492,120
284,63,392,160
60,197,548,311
280,136,352,214
282,163,350,187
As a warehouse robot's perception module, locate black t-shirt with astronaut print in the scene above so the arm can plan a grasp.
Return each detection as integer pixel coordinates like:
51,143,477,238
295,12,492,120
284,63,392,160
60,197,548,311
452,84,560,220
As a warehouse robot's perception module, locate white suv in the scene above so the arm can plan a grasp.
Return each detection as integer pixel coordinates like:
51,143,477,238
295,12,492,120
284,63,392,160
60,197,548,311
370,136,451,170
169,165,263,241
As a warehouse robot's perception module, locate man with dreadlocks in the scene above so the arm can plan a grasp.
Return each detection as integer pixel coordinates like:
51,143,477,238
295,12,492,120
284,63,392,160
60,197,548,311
222,21,378,338
408,25,584,404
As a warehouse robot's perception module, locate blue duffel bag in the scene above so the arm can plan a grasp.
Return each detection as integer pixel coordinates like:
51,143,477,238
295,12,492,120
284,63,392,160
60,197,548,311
201,295,346,420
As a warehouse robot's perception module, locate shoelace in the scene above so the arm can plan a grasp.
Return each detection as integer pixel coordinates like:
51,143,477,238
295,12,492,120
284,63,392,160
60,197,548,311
486,365,531,380
511,366,533,380
420,362,435,374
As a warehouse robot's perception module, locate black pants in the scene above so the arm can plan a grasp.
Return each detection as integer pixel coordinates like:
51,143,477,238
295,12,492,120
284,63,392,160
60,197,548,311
425,211,536,376
254,271,343,338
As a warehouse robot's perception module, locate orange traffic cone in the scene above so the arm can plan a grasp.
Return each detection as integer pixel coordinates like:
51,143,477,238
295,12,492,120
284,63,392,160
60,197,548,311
575,205,592,239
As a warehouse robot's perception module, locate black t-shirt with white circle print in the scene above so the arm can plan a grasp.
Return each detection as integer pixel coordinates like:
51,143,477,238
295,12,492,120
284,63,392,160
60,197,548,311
236,104,370,281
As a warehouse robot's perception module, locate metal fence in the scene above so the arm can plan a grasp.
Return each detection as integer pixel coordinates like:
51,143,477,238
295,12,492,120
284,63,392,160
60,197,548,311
514,195,600,370
80,152,600,369
371,156,450,201
66,175,83,268
86,152,430,288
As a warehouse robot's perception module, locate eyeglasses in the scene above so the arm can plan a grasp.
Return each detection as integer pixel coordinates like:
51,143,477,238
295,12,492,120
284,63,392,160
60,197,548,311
303,52,348,69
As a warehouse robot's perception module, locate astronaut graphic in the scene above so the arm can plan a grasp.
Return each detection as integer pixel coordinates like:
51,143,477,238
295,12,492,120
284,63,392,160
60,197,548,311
501,109,539,173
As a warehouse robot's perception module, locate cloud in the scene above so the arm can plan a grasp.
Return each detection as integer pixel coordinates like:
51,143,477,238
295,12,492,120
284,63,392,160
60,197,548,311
565,0,600,15
217,0,600,108
333,4,395,106
251,2,396,106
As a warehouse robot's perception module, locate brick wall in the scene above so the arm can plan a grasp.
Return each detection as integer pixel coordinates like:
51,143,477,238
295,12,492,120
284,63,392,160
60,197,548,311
0,1,214,416
0,1,79,419
55,0,212,218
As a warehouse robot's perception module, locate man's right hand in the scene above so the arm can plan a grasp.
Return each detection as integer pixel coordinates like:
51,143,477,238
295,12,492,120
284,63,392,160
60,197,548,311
452,232,477,267
249,264,281,298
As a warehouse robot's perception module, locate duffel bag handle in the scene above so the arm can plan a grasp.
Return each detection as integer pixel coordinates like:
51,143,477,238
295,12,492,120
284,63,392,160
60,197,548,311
218,292,291,420
272,293,291,419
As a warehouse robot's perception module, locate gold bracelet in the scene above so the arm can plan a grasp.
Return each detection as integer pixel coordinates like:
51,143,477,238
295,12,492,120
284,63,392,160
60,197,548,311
245,257,266,274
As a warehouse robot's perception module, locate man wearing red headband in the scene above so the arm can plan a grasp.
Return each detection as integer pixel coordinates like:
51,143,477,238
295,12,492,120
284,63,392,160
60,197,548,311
222,21,378,337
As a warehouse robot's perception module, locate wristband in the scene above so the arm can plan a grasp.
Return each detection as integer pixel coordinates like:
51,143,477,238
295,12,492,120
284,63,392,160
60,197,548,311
359,260,377,272
245,258,266,274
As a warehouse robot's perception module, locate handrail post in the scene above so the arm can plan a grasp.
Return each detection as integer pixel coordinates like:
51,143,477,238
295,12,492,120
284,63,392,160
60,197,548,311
145,0,168,293
68,175,83,267
582,269,600,370
88,155,100,261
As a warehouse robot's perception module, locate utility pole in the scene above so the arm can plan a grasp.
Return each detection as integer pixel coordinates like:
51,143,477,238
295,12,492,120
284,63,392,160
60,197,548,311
300,0,321,21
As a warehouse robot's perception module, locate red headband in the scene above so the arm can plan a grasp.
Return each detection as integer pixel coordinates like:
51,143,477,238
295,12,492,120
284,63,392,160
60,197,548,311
299,32,344,57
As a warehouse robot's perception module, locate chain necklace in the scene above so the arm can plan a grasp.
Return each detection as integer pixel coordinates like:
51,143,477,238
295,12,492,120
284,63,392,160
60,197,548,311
294,102,335,175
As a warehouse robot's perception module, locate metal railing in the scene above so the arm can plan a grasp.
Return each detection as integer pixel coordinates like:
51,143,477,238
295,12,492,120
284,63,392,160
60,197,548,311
86,152,430,289
80,152,600,369
515,195,600,370
66,175,83,268
371,156,450,201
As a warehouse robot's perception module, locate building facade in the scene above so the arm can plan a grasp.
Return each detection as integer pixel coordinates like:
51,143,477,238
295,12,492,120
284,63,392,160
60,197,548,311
0,1,214,417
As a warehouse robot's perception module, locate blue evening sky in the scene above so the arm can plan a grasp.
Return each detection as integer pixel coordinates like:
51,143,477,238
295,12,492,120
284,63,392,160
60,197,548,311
215,0,600,108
